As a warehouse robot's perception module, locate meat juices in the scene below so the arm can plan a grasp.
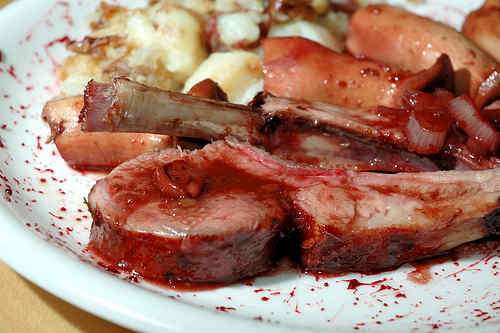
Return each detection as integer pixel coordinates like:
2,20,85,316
346,5,499,108
293,170,500,272
88,141,500,283
88,144,288,283
187,78,229,101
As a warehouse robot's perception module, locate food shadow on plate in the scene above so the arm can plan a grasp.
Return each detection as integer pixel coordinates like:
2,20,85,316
249,237,499,289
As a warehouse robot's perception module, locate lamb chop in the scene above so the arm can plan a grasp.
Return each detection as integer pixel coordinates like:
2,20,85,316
42,96,175,169
293,166,499,272
42,78,233,170
88,140,500,283
81,77,439,172
82,77,500,170
88,143,289,283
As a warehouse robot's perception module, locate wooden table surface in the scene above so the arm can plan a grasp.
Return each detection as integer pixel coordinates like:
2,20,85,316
0,0,130,332
0,261,131,332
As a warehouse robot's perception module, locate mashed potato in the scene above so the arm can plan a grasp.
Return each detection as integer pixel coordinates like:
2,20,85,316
59,1,207,95
59,0,351,103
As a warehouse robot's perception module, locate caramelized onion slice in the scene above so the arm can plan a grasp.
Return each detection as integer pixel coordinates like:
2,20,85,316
187,79,228,101
449,95,499,154
483,100,500,129
403,91,451,154
406,113,448,154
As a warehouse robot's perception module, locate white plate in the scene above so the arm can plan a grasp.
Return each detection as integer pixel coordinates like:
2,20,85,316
0,1,498,332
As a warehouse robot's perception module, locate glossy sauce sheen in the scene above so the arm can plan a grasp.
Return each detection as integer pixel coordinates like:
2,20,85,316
89,151,289,284
2,1,498,330
403,91,452,132
89,142,499,286
346,4,499,107
263,37,446,109
90,238,500,290
265,127,437,172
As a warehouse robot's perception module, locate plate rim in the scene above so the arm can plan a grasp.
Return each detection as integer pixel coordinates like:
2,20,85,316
0,1,299,332
0,1,495,332
0,181,297,333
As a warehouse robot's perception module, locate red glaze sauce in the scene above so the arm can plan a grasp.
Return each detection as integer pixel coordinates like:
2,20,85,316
407,254,455,284
85,134,499,289
215,306,236,312
44,35,72,67
145,277,228,292
343,278,389,291
407,266,432,284
304,270,349,281
88,154,289,286
403,91,452,132
90,245,229,291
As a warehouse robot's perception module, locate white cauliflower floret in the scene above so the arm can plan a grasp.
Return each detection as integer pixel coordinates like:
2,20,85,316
269,20,343,52
60,3,208,95
59,55,104,96
132,4,208,82
217,11,262,47
183,51,263,104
